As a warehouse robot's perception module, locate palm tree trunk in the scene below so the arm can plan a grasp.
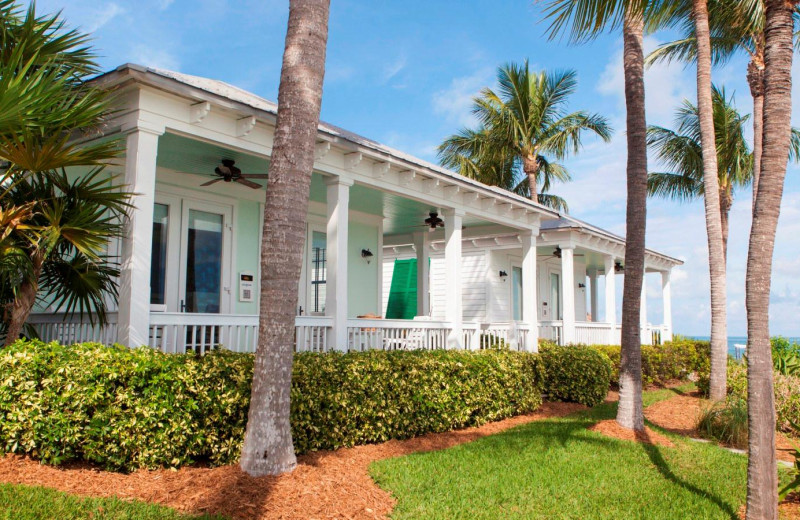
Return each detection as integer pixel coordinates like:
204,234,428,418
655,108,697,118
720,187,732,264
745,1,795,517
523,154,539,202
240,0,330,477
4,252,44,347
616,7,646,432
747,51,765,213
693,0,728,402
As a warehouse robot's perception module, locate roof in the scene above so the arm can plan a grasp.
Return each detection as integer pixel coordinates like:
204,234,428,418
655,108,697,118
93,64,683,267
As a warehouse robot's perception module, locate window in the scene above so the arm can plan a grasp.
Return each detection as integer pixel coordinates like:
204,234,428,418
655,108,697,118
550,272,562,320
150,203,169,306
184,210,223,313
512,266,523,321
311,231,326,313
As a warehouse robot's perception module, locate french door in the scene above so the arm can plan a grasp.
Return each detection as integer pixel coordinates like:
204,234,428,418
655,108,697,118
178,200,233,314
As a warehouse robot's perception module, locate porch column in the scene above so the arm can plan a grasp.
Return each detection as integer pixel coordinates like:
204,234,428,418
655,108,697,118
604,255,617,344
325,176,352,351
662,270,673,342
413,231,430,317
117,125,163,347
443,209,464,349
560,245,576,345
520,229,539,352
589,268,599,321
640,272,649,345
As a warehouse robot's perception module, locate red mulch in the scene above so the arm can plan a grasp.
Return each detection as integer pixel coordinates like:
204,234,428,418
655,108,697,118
588,419,675,447
0,401,585,520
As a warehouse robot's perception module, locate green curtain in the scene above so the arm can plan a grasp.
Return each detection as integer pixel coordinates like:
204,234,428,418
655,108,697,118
386,258,417,319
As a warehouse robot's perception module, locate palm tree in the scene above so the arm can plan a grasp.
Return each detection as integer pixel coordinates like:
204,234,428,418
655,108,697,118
438,63,612,212
541,0,671,432
745,0,797,516
240,0,331,477
1,170,131,345
0,1,125,345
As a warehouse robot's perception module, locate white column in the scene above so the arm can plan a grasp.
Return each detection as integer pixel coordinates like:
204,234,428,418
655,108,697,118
413,231,430,317
662,270,673,342
521,229,539,352
560,245,576,345
589,268,599,321
325,177,352,351
443,209,464,349
117,126,162,347
604,255,617,344
640,272,649,345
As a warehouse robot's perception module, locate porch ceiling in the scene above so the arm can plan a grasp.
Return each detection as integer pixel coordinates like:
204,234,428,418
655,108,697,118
156,132,269,184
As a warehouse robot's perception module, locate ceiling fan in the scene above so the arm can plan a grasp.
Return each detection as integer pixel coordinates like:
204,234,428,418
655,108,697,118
423,212,444,232
615,261,625,273
538,246,584,259
200,159,269,189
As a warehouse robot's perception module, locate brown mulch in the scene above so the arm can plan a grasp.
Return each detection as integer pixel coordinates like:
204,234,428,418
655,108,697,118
588,419,675,447
0,401,585,520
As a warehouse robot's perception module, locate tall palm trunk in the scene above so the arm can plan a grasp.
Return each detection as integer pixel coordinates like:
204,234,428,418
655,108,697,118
720,187,732,263
616,7,647,432
745,0,795,517
747,47,765,212
240,0,330,477
693,0,728,402
523,154,539,201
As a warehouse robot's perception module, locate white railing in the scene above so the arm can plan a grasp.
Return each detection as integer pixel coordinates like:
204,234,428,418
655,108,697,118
539,320,563,345
346,318,451,351
295,315,332,352
149,313,259,354
575,322,617,345
475,322,530,350
27,312,118,345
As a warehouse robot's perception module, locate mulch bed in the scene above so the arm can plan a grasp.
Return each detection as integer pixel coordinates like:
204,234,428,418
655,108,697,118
0,401,585,520
588,419,675,447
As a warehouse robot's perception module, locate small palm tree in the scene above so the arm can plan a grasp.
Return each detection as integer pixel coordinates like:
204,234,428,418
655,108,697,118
648,86,756,260
438,62,612,212
0,1,125,345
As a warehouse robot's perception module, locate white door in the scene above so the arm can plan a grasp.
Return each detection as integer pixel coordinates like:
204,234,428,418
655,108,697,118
178,200,233,314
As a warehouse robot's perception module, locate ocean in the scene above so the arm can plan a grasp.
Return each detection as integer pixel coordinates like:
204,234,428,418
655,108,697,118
689,335,800,359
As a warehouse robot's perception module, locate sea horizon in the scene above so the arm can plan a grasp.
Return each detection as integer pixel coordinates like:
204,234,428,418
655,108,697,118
687,335,800,357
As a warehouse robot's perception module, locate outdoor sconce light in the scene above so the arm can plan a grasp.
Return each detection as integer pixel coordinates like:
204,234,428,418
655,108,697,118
361,248,374,264
499,270,508,281
578,283,586,289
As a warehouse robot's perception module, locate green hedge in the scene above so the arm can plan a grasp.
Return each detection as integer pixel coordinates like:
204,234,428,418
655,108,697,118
586,338,710,387
0,341,544,471
723,360,800,434
539,344,612,407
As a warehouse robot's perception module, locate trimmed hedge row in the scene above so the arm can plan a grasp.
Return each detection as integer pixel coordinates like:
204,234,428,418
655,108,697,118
0,341,545,471
585,338,710,387
539,344,612,406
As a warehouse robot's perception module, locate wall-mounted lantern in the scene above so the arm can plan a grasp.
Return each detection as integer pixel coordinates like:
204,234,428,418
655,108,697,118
499,270,508,281
361,248,374,264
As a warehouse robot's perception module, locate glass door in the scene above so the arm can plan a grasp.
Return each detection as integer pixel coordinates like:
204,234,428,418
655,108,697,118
550,272,562,320
512,266,523,321
179,201,232,315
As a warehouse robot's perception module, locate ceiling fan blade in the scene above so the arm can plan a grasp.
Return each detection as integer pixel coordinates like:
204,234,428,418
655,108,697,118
235,178,262,189
200,178,223,187
241,174,269,179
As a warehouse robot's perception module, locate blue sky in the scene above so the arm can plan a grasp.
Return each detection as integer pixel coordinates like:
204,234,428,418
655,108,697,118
34,0,800,337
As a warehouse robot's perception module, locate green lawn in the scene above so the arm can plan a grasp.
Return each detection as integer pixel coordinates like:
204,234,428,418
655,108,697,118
371,385,756,520
0,483,224,520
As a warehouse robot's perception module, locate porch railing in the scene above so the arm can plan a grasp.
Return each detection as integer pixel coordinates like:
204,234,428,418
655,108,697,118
27,312,118,345
149,313,259,354
539,320,563,345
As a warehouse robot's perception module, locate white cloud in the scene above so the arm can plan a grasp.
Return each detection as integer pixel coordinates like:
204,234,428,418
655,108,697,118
381,55,407,84
596,36,695,126
86,3,125,32
130,44,180,71
431,67,494,128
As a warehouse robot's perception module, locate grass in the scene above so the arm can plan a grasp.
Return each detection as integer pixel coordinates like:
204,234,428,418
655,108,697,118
0,483,224,520
371,384,760,520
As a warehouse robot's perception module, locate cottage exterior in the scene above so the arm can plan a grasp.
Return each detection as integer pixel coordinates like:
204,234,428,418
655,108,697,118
29,64,682,353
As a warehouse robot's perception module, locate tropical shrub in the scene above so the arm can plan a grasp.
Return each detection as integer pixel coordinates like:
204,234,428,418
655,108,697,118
0,340,544,471
539,344,612,406
588,338,710,387
772,337,800,376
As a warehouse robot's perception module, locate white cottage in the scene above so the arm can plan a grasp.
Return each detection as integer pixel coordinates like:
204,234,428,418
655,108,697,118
29,64,682,353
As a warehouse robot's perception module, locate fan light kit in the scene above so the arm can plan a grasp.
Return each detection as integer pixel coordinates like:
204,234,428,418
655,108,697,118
424,212,444,232
200,159,269,189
